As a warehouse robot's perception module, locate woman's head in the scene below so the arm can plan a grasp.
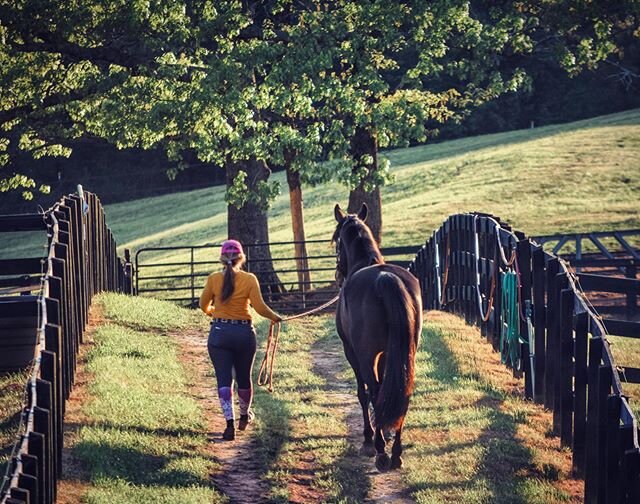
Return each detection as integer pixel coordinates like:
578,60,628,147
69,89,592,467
220,239,246,268
220,239,246,302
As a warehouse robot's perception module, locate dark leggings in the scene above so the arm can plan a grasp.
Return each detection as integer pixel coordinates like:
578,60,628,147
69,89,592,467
207,322,257,389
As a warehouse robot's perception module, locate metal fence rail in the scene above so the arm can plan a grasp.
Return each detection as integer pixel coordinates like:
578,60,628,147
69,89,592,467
533,229,640,262
0,189,133,504
135,240,417,313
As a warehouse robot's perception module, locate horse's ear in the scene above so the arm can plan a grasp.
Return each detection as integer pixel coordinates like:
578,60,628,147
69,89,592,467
334,204,347,222
357,203,368,222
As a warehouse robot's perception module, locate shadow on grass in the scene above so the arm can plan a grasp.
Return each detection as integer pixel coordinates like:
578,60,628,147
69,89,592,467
66,419,203,439
252,389,291,473
309,324,372,503
407,326,549,503
74,433,209,488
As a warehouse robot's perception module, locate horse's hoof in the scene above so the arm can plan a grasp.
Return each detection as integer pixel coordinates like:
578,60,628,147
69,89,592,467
391,456,403,470
375,453,391,472
359,442,376,457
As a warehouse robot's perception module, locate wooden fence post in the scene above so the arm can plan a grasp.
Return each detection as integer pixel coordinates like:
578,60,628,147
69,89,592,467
532,246,546,404
552,272,568,433
544,257,559,410
605,394,622,503
492,225,502,351
622,449,640,503
584,336,603,504
596,366,613,503
573,311,589,477
517,239,533,398
559,288,574,447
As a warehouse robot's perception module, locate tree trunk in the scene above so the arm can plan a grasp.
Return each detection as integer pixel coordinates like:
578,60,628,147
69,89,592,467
348,127,382,243
286,161,311,294
226,158,284,297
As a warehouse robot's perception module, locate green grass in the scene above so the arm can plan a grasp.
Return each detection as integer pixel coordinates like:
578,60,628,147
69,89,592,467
43,107,629,303
99,108,640,259
251,314,369,503
0,108,638,264
2,108,638,285
253,310,580,503
0,369,29,468
73,292,223,504
404,311,576,503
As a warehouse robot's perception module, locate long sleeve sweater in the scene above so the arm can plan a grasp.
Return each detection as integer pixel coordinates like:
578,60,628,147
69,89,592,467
199,269,280,322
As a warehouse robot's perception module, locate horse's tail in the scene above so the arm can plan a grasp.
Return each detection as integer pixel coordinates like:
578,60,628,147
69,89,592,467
373,271,418,431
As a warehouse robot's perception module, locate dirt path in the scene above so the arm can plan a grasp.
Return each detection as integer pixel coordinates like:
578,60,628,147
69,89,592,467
173,329,271,504
311,345,414,503
57,308,101,504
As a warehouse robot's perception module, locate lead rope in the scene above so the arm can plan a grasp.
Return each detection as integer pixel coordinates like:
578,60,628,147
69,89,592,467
257,294,340,392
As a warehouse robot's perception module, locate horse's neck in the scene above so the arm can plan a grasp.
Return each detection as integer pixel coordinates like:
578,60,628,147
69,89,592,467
346,238,383,275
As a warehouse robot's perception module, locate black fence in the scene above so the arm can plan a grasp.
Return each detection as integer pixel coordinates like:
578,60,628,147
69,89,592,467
409,213,640,503
135,240,416,313
0,189,133,504
532,229,639,319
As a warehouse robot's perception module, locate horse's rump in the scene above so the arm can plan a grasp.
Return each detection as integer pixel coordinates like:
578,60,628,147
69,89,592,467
340,264,421,430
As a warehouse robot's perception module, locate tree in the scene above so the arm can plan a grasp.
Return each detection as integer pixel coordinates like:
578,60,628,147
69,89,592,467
289,0,640,242
0,1,292,289
2,0,637,253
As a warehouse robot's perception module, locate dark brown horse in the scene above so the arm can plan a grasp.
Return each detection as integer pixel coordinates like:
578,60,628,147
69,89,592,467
332,203,422,471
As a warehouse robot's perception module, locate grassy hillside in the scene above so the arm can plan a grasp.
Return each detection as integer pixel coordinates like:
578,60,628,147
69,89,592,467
102,108,640,255
2,108,639,262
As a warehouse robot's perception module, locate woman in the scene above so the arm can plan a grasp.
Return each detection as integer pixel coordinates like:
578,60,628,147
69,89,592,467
199,239,281,441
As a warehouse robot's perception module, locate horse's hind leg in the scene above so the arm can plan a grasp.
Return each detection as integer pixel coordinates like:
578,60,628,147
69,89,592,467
343,343,375,456
356,378,376,457
390,417,405,470
374,427,391,472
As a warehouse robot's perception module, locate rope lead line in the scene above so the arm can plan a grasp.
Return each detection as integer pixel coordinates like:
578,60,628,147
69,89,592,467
257,321,281,393
257,294,340,392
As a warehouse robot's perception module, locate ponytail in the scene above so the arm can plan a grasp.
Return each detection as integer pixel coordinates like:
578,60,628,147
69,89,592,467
220,253,246,302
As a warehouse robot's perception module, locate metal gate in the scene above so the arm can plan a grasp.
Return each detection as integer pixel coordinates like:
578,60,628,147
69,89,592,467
134,240,418,313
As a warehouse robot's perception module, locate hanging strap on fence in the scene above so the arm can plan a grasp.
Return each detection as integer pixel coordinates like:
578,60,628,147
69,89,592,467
473,215,496,322
435,232,450,307
490,218,517,267
523,300,536,397
500,270,521,369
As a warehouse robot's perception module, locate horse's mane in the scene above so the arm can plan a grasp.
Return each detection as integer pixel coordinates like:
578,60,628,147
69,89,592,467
340,216,384,266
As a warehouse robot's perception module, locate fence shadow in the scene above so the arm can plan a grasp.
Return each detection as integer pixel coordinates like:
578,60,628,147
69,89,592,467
406,323,556,503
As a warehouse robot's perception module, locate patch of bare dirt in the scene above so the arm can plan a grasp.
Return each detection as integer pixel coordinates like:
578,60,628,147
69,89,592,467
282,439,326,504
57,306,102,504
172,329,271,503
311,346,414,503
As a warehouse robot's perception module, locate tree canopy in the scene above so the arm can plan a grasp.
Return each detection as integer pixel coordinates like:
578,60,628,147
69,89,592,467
1,0,637,205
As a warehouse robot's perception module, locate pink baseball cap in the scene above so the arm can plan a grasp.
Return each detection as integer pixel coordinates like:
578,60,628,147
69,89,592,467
221,239,243,255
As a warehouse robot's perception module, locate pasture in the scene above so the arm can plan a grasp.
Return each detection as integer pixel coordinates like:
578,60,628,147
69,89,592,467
104,107,640,255
57,293,580,503
3,108,639,261
2,108,639,502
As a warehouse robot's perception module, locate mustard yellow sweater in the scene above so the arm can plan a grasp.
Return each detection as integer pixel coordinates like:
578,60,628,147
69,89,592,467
199,269,280,322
